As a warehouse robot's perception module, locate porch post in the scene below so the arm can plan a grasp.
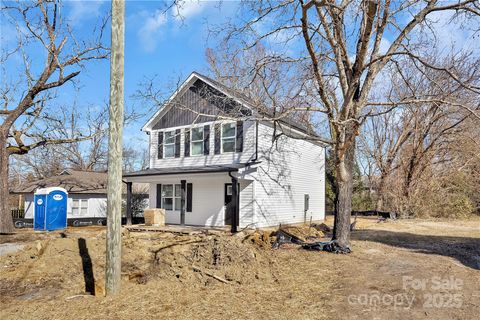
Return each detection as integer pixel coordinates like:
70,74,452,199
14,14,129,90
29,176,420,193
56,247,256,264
180,180,186,225
126,182,132,225
231,176,238,233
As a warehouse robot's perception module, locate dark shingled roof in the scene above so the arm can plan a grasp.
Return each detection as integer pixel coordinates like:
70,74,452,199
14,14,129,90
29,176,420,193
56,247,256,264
12,169,108,194
123,163,250,178
192,72,318,136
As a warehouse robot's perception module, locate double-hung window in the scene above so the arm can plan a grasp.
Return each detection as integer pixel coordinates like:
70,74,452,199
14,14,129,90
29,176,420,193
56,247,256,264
221,122,236,153
72,199,88,216
164,131,175,158
191,127,204,156
162,184,181,211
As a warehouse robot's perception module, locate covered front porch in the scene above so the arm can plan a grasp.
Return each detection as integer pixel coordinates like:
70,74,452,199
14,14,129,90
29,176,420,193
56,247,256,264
123,164,256,232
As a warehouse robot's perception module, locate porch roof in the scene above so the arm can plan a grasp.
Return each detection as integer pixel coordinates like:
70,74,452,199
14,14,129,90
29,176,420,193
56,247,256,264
123,163,251,178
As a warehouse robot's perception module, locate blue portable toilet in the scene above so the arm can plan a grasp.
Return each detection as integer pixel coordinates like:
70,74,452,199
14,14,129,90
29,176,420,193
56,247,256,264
34,187,68,231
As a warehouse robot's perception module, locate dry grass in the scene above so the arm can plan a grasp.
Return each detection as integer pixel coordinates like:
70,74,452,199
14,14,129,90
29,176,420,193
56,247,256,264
0,217,479,320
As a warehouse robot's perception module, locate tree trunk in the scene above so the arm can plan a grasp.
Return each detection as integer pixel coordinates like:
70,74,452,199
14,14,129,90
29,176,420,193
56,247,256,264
402,164,415,216
375,196,384,212
332,137,356,250
0,134,14,234
375,177,385,212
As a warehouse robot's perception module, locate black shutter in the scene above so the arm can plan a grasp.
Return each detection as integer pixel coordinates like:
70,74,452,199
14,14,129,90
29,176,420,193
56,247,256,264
187,183,193,212
184,129,190,157
214,123,221,154
156,184,162,208
203,125,210,155
157,132,163,159
174,129,181,158
236,120,243,153
180,180,186,225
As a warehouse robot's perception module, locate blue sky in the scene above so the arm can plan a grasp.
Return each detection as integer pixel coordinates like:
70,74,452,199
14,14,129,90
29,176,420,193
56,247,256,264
60,0,242,149
0,0,242,155
1,0,477,165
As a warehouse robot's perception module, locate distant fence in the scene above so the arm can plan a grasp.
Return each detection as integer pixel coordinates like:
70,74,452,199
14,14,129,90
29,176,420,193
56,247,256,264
11,208,25,219
327,210,398,219
352,210,397,219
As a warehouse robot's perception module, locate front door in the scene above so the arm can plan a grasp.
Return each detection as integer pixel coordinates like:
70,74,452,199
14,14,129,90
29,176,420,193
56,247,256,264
224,183,234,225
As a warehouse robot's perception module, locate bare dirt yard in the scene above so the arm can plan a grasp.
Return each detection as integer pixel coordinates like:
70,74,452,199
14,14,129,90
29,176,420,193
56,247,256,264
1,217,479,320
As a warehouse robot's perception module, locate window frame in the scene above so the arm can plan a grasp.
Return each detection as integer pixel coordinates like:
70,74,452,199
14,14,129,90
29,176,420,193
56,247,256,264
190,126,204,156
161,184,182,211
72,198,88,216
221,122,236,153
163,130,176,159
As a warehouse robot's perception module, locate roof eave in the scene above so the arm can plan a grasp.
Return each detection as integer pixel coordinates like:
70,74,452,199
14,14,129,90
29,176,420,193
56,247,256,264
142,72,258,132
122,163,258,178
141,72,199,132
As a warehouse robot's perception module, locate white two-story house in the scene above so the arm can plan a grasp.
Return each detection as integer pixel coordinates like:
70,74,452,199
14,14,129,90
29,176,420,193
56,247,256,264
123,72,326,230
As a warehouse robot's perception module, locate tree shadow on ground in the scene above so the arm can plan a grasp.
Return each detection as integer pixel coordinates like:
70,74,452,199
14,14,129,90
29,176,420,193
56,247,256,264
351,229,480,270
77,238,95,295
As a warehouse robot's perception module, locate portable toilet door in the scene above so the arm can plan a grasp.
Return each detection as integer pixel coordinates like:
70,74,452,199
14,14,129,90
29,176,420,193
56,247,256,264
45,188,68,231
33,193,47,230
34,187,68,231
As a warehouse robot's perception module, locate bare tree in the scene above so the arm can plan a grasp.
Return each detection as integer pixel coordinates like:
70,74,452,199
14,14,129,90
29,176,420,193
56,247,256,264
386,115,480,218
10,104,109,179
359,53,480,213
0,0,108,233
358,110,411,212
205,0,480,251
123,145,148,172
9,98,151,189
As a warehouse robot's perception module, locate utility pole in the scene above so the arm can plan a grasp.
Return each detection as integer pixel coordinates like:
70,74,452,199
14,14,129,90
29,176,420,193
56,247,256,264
105,0,124,295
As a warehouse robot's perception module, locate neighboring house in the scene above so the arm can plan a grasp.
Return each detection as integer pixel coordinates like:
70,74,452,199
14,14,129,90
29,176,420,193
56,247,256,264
123,72,326,230
13,170,109,219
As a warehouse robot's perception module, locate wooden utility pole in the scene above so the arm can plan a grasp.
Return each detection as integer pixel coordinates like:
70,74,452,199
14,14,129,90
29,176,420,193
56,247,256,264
105,0,125,295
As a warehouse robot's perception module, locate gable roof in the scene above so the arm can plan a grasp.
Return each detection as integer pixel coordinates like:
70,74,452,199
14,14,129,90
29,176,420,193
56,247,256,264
12,170,108,194
151,78,253,130
142,72,317,136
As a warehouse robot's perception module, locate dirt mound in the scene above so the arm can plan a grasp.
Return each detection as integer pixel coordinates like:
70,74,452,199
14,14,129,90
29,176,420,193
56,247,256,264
278,225,324,241
0,229,278,301
2,219,480,320
311,223,331,233
0,224,324,301
122,232,274,286
240,224,327,250
242,230,276,248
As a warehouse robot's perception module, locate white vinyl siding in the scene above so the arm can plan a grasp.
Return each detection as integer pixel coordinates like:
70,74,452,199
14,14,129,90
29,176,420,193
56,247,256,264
145,173,232,226
139,121,326,228
239,179,255,227
252,122,325,227
149,120,255,169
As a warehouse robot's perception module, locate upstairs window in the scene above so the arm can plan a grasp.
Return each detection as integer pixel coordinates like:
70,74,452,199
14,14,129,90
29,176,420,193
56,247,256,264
222,122,236,153
191,127,204,156
164,130,176,158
